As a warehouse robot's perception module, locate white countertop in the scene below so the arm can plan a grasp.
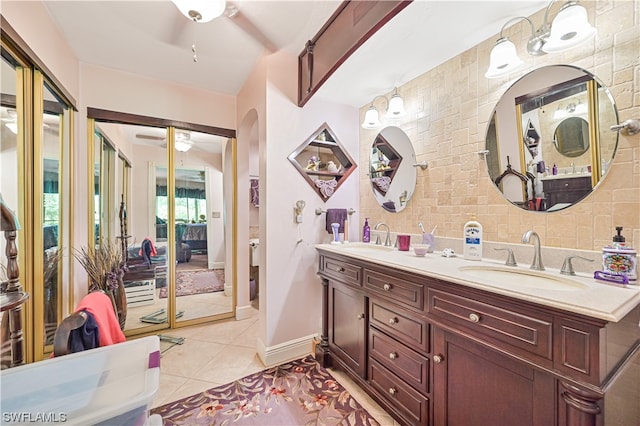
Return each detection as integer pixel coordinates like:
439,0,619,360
316,243,640,322
540,173,591,181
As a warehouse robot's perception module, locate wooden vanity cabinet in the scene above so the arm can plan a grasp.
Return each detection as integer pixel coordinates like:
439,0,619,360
316,250,640,426
328,281,367,378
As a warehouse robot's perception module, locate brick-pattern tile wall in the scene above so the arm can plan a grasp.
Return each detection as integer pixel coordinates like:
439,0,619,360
359,1,639,251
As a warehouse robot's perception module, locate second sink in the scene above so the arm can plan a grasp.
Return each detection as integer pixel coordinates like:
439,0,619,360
459,265,588,292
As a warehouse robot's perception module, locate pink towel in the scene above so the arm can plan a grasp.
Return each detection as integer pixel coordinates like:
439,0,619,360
75,292,126,347
325,208,347,234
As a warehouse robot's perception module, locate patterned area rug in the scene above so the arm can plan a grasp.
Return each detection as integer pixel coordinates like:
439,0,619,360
151,355,380,426
159,269,224,298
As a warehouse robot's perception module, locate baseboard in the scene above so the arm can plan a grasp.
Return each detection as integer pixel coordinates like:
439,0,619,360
235,304,253,320
257,333,317,368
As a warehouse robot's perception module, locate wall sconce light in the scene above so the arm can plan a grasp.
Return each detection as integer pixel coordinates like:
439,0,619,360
485,0,596,79
174,131,193,152
361,87,407,129
171,0,226,23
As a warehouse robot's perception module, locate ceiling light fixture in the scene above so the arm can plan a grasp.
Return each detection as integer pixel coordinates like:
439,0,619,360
361,88,406,129
174,131,193,152
485,0,595,79
3,109,18,135
171,0,226,23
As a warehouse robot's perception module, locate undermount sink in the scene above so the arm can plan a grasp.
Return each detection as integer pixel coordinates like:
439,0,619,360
339,242,394,252
459,265,588,291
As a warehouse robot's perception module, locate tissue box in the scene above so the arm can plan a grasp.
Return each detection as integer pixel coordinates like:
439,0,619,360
0,336,160,425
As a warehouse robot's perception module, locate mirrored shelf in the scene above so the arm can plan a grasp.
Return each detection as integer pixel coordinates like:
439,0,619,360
288,123,356,200
370,133,403,196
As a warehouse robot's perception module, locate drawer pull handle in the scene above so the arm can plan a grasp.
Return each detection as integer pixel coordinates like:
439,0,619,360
388,317,398,324
433,355,444,364
336,267,345,272
383,283,391,291
388,387,397,395
468,313,481,323
357,313,364,320
389,352,397,360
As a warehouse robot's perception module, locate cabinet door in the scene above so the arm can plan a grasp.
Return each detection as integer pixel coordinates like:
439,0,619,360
433,328,555,426
329,281,367,378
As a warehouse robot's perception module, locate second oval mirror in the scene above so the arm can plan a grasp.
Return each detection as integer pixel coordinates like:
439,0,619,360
369,126,416,213
485,65,618,213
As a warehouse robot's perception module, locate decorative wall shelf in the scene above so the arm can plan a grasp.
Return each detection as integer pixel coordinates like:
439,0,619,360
369,133,402,196
288,123,356,201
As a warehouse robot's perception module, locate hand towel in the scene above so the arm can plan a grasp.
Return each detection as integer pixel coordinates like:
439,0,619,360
325,208,348,234
76,291,126,347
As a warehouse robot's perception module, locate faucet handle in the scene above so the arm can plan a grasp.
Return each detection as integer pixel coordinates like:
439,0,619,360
494,248,517,267
375,234,382,245
561,256,594,276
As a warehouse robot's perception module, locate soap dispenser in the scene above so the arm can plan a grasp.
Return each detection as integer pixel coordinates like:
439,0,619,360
362,218,371,243
602,226,637,282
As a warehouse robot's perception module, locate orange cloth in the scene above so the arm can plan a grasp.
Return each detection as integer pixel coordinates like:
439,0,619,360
75,292,126,347
138,237,158,257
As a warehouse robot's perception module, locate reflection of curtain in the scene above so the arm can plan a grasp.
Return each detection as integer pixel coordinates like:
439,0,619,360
250,179,259,207
155,185,206,199
43,171,59,193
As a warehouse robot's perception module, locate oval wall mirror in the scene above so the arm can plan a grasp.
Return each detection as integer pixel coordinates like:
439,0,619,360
485,65,619,212
553,117,589,157
369,126,416,213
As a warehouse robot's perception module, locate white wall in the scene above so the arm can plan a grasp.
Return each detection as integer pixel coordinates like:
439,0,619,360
256,51,359,363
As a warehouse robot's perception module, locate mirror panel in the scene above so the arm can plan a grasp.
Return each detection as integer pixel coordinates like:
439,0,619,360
369,126,416,213
288,123,356,201
485,65,618,212
94,122,171,332
0,57,21,292
41,82,66,348
90,119,234,334
173,129,232,323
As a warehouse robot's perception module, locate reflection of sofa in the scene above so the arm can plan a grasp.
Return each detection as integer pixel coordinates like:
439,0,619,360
182,224,207,252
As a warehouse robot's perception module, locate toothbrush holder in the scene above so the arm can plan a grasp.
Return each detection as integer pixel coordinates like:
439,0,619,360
422,233,434,253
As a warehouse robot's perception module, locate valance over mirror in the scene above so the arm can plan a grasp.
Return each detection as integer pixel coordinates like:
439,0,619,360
485,65,618,213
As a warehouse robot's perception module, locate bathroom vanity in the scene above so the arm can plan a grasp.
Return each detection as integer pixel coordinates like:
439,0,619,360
315,244,640,426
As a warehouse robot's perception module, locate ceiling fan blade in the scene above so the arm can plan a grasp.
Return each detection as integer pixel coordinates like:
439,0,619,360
226,3,277,52
136,134,166,141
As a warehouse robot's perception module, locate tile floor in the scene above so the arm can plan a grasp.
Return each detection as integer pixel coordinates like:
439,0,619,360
152,305,400,425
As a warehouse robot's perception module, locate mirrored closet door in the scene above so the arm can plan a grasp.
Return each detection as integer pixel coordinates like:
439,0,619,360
87,109,236,336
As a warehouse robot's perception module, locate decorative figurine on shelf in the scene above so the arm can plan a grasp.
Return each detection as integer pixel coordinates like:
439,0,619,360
327,161,341,173
306,155,319,171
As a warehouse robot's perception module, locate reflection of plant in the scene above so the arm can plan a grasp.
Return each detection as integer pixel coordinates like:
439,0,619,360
44,247,63,288
74,240,127,293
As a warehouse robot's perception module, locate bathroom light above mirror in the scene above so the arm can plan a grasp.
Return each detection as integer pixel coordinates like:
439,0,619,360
485,0,595,79
361,88,406,129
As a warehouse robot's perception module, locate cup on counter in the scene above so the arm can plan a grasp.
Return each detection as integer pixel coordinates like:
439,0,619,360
397,234,411,251
422,233,434,253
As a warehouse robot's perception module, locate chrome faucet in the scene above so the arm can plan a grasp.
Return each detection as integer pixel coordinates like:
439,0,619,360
561,256,593,275
374,223,392,247
522,230,544,270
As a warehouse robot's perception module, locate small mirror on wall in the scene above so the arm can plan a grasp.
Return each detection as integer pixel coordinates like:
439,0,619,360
369,126,416,213
288,123,357,201
485,65,619,212
553,117,589,157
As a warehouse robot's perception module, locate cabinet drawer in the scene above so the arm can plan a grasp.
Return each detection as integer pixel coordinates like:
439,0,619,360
370,300,429,353
542,176,591,191
369,358,430,426
364,269,424,310
369,328,429,394
428,289,552,361
321,256,362,287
